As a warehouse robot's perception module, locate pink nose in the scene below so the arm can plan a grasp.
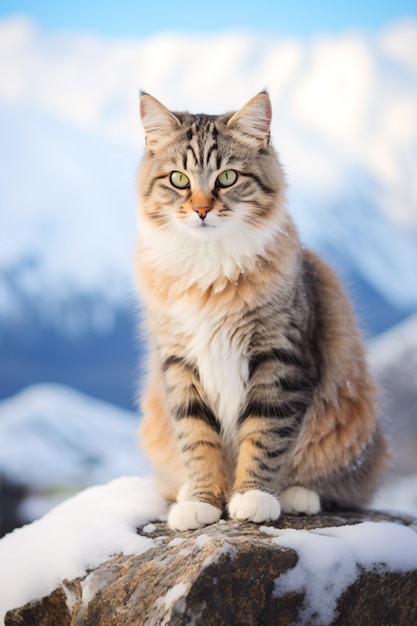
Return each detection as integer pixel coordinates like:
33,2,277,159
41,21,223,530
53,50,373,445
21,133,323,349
194,206,211,220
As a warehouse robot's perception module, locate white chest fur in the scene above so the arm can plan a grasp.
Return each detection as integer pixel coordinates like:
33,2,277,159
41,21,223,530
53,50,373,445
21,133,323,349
138,218,276,441
170,298,249,444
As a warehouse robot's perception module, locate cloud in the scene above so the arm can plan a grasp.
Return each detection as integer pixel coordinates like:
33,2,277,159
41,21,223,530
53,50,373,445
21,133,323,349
292,35,375,149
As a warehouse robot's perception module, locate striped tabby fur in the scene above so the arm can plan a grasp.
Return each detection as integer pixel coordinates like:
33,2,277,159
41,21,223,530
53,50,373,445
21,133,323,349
136,92,388,531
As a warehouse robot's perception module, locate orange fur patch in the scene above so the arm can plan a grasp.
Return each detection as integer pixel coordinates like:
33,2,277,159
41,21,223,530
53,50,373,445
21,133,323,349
139,372,186,502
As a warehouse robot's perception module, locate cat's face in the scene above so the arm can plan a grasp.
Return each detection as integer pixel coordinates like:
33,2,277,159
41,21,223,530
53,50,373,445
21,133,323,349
138,93,285,242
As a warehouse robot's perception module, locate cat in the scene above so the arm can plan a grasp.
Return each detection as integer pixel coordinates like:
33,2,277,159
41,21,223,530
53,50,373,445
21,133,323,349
135,91,388,531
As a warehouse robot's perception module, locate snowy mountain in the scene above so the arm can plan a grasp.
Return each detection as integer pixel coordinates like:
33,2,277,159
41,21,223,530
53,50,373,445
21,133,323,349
0,16,416,406
369,312,417,476
0,383,148,533
0,104,138,334
0,383,146,488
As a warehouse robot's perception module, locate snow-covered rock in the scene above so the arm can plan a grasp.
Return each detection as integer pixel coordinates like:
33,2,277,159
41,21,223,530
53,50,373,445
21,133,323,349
0,477,166,624
1,479,417,626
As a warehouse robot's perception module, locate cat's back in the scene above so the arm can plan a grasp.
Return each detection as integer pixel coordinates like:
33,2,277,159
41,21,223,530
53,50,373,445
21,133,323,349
301,246,367,371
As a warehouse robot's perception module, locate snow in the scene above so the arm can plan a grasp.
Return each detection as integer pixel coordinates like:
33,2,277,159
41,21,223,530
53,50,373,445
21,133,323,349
0,477,416,623
372,474,417,516
369,312,417,374
367,313,417,479
202,540,237,569
158,582,190,611
0,103,137,334
0,384,147,489
272,521,417,626
142,522,157,534
194,533,210,548
168,537,186,548
0,383,149,521
0,16,417,334
0,476,167,624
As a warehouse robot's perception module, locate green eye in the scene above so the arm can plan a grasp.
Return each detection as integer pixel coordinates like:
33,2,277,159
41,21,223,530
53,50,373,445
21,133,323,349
216,169,238,188
170,171,190,189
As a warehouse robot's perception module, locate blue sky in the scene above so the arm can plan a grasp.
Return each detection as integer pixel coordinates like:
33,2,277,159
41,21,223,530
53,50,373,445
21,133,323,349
1,0,416,37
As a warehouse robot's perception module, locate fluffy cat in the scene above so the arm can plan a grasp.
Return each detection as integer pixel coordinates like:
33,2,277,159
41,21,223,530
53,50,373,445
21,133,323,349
135,91,388,531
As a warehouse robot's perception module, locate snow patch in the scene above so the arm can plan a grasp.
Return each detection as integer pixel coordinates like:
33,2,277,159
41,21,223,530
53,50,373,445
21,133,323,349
0,477,166,622
63,583,79,615
142,523,157,534
272,522,417,626
221,541,237,561
158,582,190,612
168,537,186,548
314,522,417,571
195,533,210,548
202,540,237,569
260,525,282,537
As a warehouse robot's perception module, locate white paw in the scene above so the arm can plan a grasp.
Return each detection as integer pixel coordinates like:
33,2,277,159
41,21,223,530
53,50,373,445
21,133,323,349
280,486,320,515
228,490,281,523
168,500,222,531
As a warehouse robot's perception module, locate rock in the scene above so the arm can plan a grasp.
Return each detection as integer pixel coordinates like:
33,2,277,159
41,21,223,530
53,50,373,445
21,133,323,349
5,510,417,626
0,476,26,539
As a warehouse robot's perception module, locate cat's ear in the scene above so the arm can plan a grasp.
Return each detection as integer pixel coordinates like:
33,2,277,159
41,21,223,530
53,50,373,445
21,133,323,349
140,93,181,149
227,92,272,147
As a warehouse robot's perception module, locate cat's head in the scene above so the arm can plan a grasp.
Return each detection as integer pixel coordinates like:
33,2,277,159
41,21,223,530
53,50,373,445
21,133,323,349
137,92,286,241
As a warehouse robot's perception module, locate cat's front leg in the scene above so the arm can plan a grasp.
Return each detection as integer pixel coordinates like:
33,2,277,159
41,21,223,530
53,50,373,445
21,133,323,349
168,425,225,531
228,416,282,523
228,343,318,523
168,412,226,530
228,415,321,520
164,357,227,531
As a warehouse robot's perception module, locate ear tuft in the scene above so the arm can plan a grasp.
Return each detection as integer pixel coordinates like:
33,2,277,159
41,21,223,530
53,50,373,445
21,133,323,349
139,94,181,149
227,92,272,146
